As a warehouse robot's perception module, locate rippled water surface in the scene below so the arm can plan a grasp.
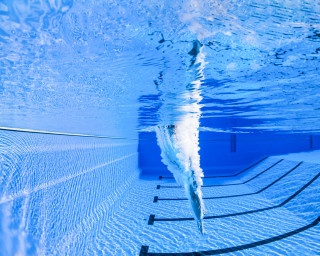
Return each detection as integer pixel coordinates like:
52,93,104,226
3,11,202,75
1,0,320,136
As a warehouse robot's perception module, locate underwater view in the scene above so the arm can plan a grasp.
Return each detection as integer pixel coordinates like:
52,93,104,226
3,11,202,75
0,0,320,255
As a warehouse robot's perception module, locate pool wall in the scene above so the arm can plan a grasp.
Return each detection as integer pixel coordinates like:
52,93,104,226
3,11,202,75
0,130,139,255
139,131,320,176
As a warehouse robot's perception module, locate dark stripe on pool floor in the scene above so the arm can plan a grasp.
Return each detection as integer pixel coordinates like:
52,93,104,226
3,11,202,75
157,159,283,190
149,170,320,224
158,156,268,180
140,215,320,255
154,162,302,202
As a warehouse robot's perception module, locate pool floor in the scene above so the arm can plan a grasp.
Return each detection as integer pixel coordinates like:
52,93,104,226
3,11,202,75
61,156,320,255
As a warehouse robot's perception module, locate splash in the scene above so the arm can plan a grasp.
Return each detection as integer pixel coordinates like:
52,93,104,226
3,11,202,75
155,40,206,233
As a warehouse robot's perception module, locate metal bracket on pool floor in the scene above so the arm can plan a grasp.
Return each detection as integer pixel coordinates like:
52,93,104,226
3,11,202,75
157,159,283,190
149,169,320,225
154,161,302,202
158,156,268,180
140,215,320,255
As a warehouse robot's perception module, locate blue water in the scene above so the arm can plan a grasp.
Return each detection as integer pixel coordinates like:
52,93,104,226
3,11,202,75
1,0,320,135
1,0,320,255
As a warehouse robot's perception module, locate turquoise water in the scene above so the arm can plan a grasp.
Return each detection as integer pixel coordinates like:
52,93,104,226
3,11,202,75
1,0,320,255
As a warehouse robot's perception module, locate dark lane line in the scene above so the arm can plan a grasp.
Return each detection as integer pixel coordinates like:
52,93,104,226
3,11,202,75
157,159,283,190
158,157,268,180
140,215,320,255
154,162,302,202
149,162,311,225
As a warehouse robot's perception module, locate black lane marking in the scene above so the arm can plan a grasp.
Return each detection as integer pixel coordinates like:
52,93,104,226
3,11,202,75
203,159,283,187
140,215,320,255
149,162,308,225
148,215,155,225
155,162,302,202
157,159,283,190
140,246,149,256
158,157,268,180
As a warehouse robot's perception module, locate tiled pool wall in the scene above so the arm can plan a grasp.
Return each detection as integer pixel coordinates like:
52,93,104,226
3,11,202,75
0,131,138,255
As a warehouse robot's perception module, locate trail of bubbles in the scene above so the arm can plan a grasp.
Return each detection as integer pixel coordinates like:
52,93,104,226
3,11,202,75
155,40,206,233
